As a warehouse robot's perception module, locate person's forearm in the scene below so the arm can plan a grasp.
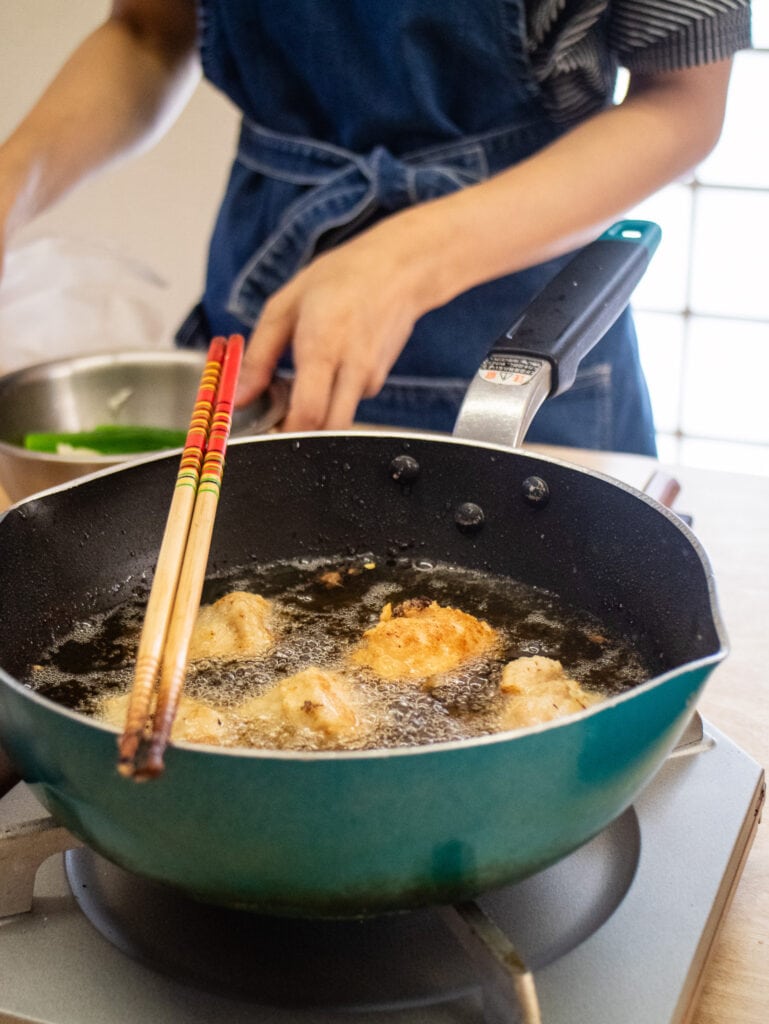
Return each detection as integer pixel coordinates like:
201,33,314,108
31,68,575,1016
402,59,733,311
0,3,197,244
236,57,735,431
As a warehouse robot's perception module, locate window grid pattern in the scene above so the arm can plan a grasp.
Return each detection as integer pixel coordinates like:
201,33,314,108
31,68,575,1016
628,24,769,475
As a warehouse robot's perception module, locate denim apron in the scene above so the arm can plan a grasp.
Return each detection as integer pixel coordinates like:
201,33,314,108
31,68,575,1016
178,0,656,454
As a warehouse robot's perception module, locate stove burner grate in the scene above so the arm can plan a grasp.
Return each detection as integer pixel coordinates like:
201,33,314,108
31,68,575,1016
63,806,637,1012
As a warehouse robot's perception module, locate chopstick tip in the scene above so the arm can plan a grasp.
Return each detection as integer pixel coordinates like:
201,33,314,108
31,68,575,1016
116,749,166,782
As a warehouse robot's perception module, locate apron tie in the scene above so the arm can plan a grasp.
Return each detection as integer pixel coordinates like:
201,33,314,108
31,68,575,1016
229,119,499,322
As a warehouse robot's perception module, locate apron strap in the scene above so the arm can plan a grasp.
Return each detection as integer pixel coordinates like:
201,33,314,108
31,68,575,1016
229,118,541,321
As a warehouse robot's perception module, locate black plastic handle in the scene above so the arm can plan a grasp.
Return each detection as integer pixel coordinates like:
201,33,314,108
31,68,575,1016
497,220,661,396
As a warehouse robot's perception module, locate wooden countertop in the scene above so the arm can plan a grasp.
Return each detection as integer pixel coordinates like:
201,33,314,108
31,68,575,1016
1,445,767,1022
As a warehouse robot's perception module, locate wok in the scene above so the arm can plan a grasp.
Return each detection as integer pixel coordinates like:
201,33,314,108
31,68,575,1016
0,222,727,917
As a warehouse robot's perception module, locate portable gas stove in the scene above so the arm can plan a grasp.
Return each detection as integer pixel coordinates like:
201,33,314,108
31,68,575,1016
0,713,763,1024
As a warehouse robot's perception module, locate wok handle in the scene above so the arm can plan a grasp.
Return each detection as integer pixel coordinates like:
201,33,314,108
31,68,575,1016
454,219,661,448
642,469,681,509
0,743,21,798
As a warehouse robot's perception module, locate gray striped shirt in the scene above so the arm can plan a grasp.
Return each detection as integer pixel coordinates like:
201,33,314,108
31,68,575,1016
525,0,753,124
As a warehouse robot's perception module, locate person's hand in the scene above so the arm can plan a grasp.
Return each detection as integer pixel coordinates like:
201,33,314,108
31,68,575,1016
235,208,452,432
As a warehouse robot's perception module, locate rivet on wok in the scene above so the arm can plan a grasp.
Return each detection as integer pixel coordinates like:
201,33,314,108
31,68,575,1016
389,454,420,483
522,476,550,507
454,502,485,533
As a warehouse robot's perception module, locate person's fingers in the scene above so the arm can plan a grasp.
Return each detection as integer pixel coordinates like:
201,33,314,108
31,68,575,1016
283,313,408,430
281,349,336,432
235,296,295,405
235,219,425,426
284,306,394,430
322,361,374,430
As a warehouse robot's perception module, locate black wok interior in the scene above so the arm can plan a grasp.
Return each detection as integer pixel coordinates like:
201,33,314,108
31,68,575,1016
0,435,722,681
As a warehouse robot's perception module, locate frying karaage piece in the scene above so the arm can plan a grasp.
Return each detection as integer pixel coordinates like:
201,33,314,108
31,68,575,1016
98,691,238,745
497,655,604,730
237,667,365,746
349,598,498,684
188,591,273,661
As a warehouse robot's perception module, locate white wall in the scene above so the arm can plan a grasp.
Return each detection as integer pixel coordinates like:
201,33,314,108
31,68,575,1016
0,0,240,340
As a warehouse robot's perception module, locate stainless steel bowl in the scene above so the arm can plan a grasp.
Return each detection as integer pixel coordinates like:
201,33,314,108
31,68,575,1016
0,350,288,503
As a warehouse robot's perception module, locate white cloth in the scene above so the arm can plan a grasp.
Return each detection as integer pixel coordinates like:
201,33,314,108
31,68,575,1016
0,235,172,374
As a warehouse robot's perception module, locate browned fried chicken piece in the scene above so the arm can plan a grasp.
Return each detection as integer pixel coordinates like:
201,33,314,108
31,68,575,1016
498,655,604,730
237,667,365,746
98,692,238,746
188,591,273,661
349,598,498,684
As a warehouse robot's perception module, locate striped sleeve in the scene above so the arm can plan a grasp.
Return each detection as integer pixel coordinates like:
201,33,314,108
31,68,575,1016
609,0,754,73
524,0,753,126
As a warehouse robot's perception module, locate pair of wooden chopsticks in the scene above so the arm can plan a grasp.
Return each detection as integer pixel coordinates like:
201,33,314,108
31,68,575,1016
117,334,244,780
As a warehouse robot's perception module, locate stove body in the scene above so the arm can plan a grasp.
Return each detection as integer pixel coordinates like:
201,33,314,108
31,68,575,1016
0,715,763,1024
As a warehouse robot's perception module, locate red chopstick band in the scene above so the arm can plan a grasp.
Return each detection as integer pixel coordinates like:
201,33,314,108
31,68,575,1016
197,335,244,497
175,336,227,491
